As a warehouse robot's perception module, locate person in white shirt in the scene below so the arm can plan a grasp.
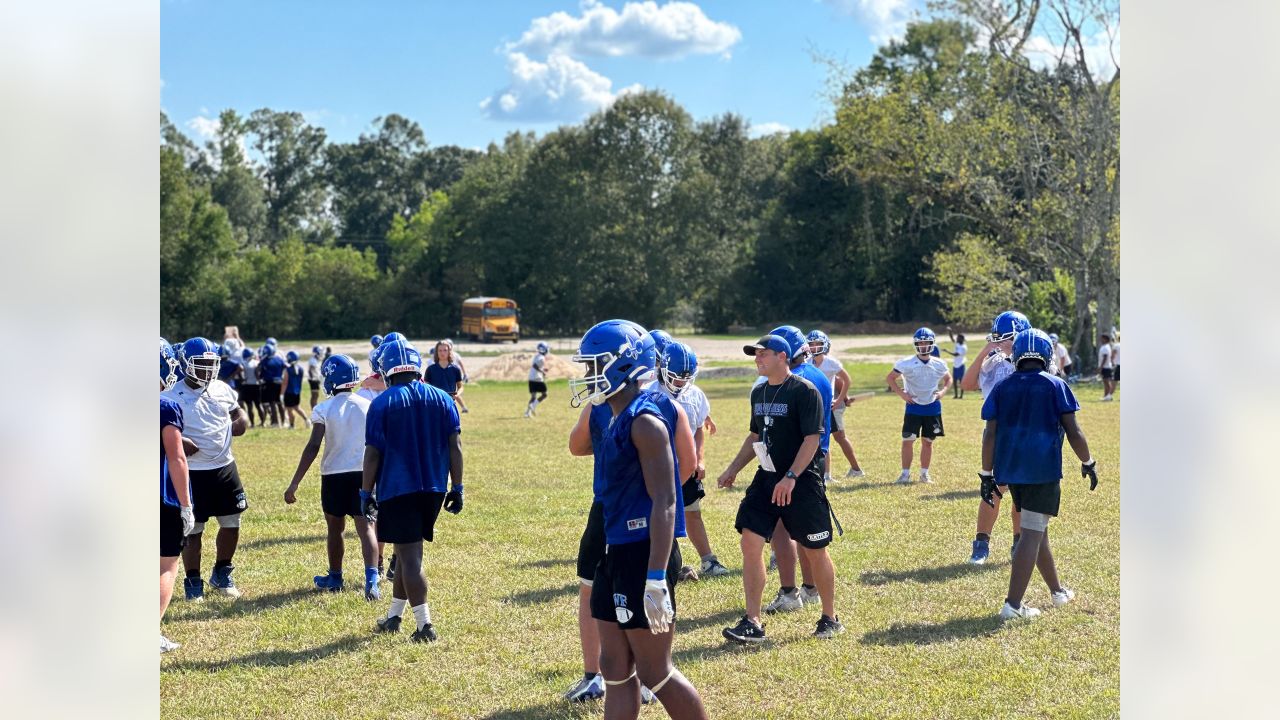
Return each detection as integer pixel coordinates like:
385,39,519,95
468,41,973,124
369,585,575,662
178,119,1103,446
238,348,262,428
885,328,952,484
1051,334,1072,379
284,354,382,600
1098,333,1115,400
307,345,324,409
1109,332,1120,387
942,332,968,399
806,330,864,481
525,342,550,417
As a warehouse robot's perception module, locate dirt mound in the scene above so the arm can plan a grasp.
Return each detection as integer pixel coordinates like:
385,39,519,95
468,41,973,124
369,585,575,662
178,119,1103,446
471,352,580,382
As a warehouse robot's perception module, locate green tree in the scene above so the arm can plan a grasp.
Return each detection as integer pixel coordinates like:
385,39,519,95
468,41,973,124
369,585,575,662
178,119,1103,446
247,109,329,245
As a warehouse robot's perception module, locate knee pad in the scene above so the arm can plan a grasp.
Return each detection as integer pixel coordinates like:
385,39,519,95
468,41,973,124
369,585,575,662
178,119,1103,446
1020,510,1049,532
604,671,636,686
190,521,206,535
216,513,242,529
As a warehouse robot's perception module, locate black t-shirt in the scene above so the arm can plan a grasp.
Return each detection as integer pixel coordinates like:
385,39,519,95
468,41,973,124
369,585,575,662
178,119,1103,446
749,374,824,480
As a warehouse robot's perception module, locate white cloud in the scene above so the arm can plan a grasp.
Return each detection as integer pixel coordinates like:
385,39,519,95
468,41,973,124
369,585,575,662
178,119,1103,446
820,0,918,45
480,51,642,122
510,0,741,59
185,114,220,140
749,121,792,138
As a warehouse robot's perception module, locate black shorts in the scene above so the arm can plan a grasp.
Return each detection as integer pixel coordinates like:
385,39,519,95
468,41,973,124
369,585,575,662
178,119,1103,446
681,474,705,508
528,381,548,395
161,503,186,557
309,380,321,391
1112,365,1120,381
238,384,259,404
902,412,944,440
321,471,363,518
1009,481,1061,517
284,392,301,407
734,469,834,549
1100,367,1114,380
377,491,446,544
189,462,248,523
577,500,606,583
589,537,681,630
262,382,282,401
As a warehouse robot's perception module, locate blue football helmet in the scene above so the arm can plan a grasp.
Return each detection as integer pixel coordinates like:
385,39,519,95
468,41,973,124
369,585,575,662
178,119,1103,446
321,354,361,395
259,344,276,359
806,329,831,356
382,332,406,346
241,348,253,360
265,337,278,347
286,350,299,364
768,325,808,361
649,330,675,368
170,342,187,382
536,341,549,355
312,345,323,356
570,320,652,407
1013,328,1054,369
370,334,384,348
377,339,423,378
989,310,1031,343
181,337,221,388
160,337,179,390
660,342,699,397
1048,333,1059,344
913,327,937,356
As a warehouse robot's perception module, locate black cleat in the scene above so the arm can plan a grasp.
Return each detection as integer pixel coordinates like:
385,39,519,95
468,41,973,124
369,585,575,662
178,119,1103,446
375,616,402,634
815,614,845,639
410,623,438,643
722,615,766,644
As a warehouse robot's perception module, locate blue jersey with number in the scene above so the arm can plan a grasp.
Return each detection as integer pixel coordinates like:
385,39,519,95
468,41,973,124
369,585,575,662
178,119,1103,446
161,397,186,507
981,369,1081,485
794,363,832,452
365,381,461,500
599,392,687,545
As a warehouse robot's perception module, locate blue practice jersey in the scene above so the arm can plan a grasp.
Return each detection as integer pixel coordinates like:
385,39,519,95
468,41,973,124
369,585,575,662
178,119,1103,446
218,357,241,389
599,391,687,545
793,363,833,452
285,364,304,394
365,381,461,500
425,363,463,394
260,355,286,382
981,369,1081,485
160,397,186,507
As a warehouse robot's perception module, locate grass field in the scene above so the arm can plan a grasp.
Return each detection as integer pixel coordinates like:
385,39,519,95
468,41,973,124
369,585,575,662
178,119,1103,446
160,372,1120,720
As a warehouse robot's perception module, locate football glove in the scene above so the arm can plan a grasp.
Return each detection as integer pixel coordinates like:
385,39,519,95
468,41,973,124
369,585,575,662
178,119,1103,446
179,505,196,536
359,490,378,523
1081,459,1098,491
643,578,675,635
444,485,464,515
979,471,1001,508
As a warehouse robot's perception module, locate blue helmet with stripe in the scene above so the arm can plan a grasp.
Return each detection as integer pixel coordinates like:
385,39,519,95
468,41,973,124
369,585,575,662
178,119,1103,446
321,354,361,395
1013,328,1054,369
768,325,808,361
990,311,1031,342
370,334,384,349
160,337,179,390
806,329,831,356
913,327,937,356
181,337,221,388
377,339,423,378
660,342,699,396
570,320,651,408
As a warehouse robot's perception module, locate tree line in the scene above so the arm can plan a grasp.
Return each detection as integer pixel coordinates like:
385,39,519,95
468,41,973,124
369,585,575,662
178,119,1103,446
161,2,1118,366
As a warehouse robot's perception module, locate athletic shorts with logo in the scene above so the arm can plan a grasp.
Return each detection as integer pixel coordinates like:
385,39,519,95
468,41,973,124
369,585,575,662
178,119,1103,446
589,537,682,630
1009,481,1061,517
321,471,363,518
160,503,187,557
901,413,945,440
528,381,548,395
376,491,446,543
734,468,834,549
189,461,249,523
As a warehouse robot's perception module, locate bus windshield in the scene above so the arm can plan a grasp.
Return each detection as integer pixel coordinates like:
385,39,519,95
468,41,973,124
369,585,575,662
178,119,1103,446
484,307,517,318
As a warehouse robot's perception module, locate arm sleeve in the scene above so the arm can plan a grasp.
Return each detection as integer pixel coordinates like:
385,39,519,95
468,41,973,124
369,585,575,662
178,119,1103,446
161,401,183,432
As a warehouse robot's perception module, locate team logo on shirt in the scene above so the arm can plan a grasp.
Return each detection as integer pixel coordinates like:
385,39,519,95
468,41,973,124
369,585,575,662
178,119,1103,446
626,517,647,531
754,402,790,417
614,593,633,623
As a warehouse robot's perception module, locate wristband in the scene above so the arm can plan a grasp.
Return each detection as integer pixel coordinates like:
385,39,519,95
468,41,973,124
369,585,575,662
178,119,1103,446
451,484,464,492
646,569,666,582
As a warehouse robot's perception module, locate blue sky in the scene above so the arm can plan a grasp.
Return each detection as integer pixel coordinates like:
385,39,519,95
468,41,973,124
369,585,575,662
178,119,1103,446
160,1,924,148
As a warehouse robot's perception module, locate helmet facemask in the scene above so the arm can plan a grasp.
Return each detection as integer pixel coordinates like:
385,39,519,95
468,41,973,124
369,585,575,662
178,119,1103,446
185,353,220,389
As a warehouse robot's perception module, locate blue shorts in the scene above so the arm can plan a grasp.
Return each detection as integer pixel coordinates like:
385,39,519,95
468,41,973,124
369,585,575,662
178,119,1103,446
952,366,966,382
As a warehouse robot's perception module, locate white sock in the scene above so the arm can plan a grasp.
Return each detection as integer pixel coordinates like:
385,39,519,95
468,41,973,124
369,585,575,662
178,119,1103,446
412,603,432,630
531,398,541,410
387,598,407,620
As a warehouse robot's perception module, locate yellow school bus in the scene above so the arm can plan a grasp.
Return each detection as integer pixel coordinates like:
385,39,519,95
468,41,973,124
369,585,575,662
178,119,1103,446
461,297,521,342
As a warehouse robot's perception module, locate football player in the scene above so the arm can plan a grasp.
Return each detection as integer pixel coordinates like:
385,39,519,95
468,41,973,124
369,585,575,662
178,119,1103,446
258,344,287,428
160,339,195,652
885,328,951,485
807,330,865,481
525,341,550,418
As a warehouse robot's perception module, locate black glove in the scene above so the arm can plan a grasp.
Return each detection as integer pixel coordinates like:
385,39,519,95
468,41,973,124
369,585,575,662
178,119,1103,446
444,485,464,515
1081,459,1098,491
359,490,378,523
979,471,1001,508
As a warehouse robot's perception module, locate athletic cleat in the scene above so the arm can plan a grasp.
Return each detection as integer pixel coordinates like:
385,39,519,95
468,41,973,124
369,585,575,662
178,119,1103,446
700,558,731,577
364,568,381,601
722,615,766,644
410,623,438,642
640,685,656,704
764,587,803,614
895,470,912,485
969,539,990,565
799,586,821,605
386,555,397,582
1000,601,1041,621
678,565,699,582
313,571,343,592
814,614,845,639
375,615,402,634
564,674,605,702
845,468,865,479
209,565,242,598
160,635,181,653
919,469,933,484
1051,588,1075,608
183,576,205,602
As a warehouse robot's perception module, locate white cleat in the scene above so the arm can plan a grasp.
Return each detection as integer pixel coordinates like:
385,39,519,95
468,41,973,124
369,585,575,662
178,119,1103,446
799,585,821,605
1000,602,1041,621
160,635,181,653
918,469,933,484
895,470,912,485
1051,588,1076,608
764,587,803,614
845,468,865,479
